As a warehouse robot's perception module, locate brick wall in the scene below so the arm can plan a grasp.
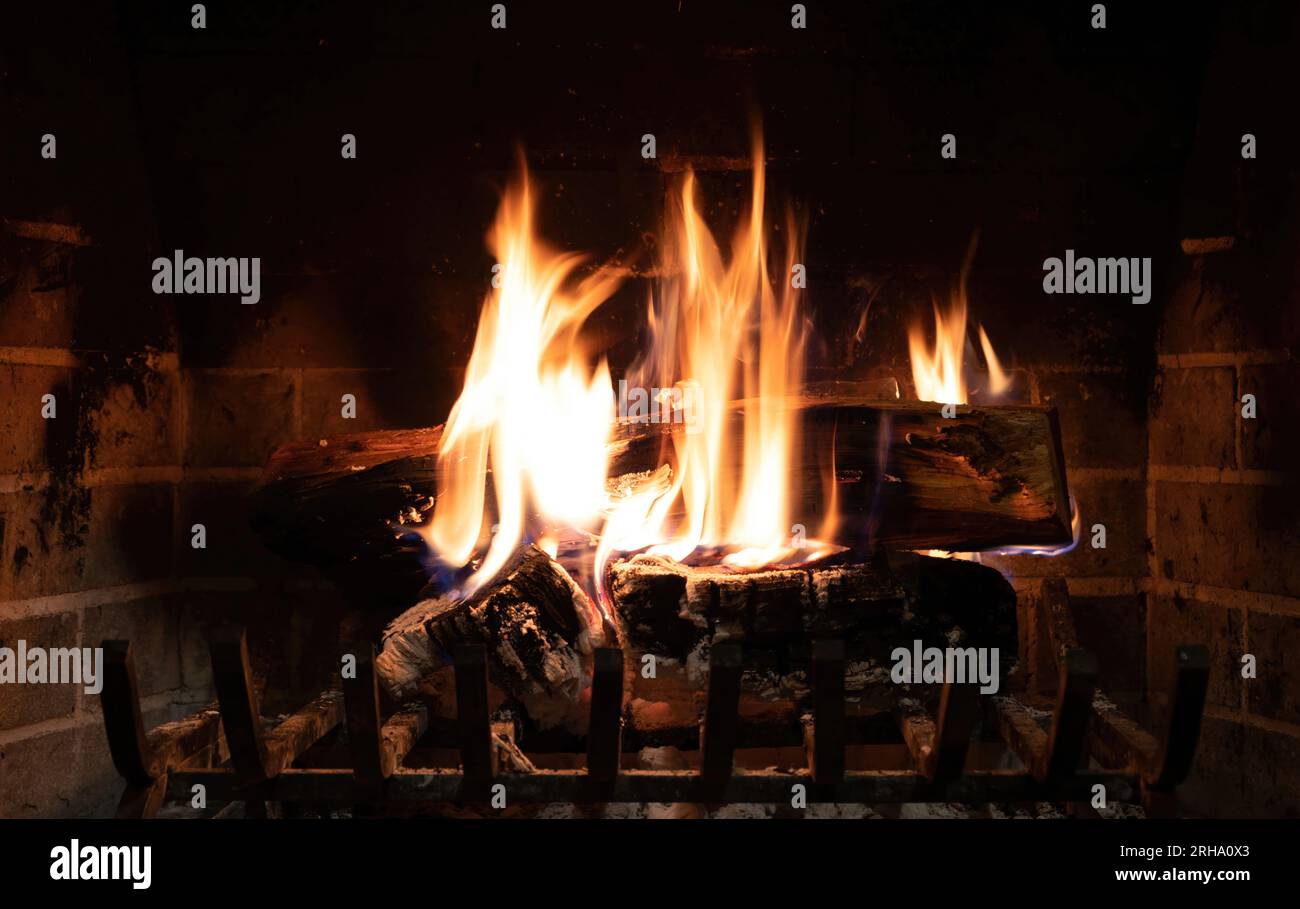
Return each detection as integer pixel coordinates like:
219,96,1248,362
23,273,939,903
1152,250,1300,817
0,0,196,815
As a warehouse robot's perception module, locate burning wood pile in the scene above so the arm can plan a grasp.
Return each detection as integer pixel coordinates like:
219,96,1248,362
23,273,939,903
248,138,1074,751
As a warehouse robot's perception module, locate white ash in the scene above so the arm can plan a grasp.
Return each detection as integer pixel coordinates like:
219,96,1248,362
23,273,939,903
845,660,890,691
1095,800,1146,819
684,639,710,684
900,802,976,819
709,803,773,819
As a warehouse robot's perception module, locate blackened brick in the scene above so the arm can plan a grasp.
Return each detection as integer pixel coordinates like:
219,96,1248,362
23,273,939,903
184,370,297,468
1039,372,1146,469
1240,361,1300,472
982,477,1146,580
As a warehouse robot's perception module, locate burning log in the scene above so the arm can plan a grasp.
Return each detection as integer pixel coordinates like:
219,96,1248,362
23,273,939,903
248,397,1071,610
607,396,1071,551
608,549,1017,691
375,545,602,727
248,427,443,613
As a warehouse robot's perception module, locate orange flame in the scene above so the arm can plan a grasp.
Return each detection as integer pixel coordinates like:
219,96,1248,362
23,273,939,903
425,166,620,597
599,137,836,577
907,237,1010,405
427,141,832,607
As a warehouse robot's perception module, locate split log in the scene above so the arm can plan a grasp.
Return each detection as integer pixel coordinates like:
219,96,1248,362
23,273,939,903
375,545,603,729
606,396,1071,551
248,397,1070,609
609,550,1016,663
608,549,1016,733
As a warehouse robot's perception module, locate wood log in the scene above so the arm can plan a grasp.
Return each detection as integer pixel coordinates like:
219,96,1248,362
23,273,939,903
607,397,1072,553
248,428,443,613
607,550,1017,749
247,397,1071,610
607,549,1017,667
375,545,603,730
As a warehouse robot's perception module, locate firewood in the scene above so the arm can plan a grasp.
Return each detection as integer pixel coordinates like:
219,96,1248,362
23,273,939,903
607,550,1017,683
248,396,1070,609
375,545,602,722
606,396,1071,551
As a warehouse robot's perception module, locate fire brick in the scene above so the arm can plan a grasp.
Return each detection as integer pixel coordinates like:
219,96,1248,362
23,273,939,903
1155,481,1300,598
982,476,1147,580
79,596,183,711
1180,717,1300,819
1038,371,1146,469
88,371,181,470
0,364,74,475
1246,610,1300,727
1241,361,1300,473
0,611,80,731
1147,595,1243,711
4,483,173,600
1150,366,1236,468
184,370,298,468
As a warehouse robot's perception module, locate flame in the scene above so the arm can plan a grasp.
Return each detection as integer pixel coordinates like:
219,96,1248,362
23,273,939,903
424,166,620,597
601,136,832,578
423,145,1045,610
908,297,970,405
908,237,1012,562
426,140,832,610
907,237,1010,405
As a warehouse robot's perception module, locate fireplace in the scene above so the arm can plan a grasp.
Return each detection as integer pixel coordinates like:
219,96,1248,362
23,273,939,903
1,1,1297,824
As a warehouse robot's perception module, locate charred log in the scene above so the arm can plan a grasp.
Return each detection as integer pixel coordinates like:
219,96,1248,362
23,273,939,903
375,545,602,726
607,550,1018,733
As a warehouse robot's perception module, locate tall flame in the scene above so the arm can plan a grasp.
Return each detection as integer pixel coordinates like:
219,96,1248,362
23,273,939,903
425,167,620,596
598,138,822,576
425,141,848,606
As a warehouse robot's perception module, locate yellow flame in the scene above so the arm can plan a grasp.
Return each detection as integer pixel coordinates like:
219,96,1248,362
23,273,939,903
907,237,1009,404
429,141,839,604
608,137,820,572
978,324,1011,397
425,167,620,595
908,297,970,405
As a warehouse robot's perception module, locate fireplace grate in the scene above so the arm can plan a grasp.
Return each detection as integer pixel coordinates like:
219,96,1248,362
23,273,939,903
99,587,1208,819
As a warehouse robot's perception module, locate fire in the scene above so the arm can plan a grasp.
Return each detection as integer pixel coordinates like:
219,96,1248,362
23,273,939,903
907,238,1010,406
424,166,620,597
425,139,832,607
423,145,1033,603
905,238,1013,562
613,140,817,571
